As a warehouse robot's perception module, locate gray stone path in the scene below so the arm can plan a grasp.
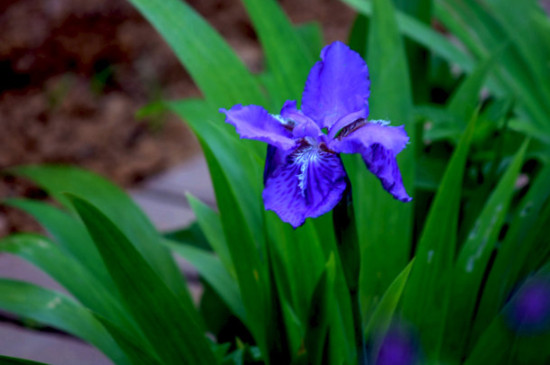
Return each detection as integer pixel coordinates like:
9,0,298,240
0,154,214,364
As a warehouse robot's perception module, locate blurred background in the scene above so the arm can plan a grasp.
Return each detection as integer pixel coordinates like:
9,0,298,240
0,0,354,237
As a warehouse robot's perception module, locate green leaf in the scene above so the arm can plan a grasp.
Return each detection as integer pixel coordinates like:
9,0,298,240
294,22,323,61
348,14,370,57
447,55,495,123
264,213,329,361
163,221,210,251
126,0,266,107
166,241,246,322
169,100,271,357
0,279,130,365
391,0,432,103
341,0,474,71
0,234,138,336
304,254,336,365
442,139,529,361
169,99,265,246
94,315,161,365
186,194,234,277
401,111,478,359
435,0,550,140
240,0,313,106
3,199,116,296
67,195,216,365
474,163,550,340
0,356,49,365
8,165,194,311
347,0,414,320
364,259,414,340
464,264,550,365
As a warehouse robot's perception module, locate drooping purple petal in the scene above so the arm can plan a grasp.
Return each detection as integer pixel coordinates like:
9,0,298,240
332,122,411,202
220,104,295,150
263,145,347,228
301,41,370,130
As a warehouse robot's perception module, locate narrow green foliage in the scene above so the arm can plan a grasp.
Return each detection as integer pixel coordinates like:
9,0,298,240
126,0,265,107
0,279,130,365
364,259,414,339
4,198,115,295
346,0,414,319
447,55,496,122
391,0,432,103
240,0,313,105
304,254,337,365
186,194,234,277
9,165,194,309
68,195,216,365
442,139,529,361
464,264,550,365
401,111,478,359
341,0,474,71
94,315,161,365
166,241,246,322
435,0,550,141
474,164,550,340
0,234,137,337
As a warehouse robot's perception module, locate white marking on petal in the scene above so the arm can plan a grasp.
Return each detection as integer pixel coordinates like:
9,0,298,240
293,147,321,197
371,119,390,126
271,114,292,126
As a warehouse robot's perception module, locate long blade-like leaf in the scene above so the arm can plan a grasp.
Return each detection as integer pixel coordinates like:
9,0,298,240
401,111,478,360
240,0,313,106
0,234,137,336
341,0,474,71
474,163,550,339
4,199,116,297
126,0,266,107
166,241,246,322
9,165,194,311
0,279,130,365
442,139,529,360
68,195,216,365
346,0,414,319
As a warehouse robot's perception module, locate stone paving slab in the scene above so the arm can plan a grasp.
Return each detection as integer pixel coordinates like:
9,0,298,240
0,325,112,365
129,154,215,232
0,154,214,364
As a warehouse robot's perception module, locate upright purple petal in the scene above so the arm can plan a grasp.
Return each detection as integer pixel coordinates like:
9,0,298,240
220,104,295,150
332,122,412,202
301,41,370,130
263,145,347,228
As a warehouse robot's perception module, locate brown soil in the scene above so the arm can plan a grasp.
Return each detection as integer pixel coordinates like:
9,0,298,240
0,0,355,237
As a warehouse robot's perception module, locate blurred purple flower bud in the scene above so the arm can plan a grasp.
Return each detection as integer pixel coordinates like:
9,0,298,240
375,326,419,365
506,276,550,333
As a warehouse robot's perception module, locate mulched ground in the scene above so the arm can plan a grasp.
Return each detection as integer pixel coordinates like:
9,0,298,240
0,0,354,236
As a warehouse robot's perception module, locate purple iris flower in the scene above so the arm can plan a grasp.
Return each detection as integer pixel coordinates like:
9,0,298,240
220,41,411,228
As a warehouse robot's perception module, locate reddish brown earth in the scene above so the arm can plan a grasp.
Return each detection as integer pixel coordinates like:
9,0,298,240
0,0,355,237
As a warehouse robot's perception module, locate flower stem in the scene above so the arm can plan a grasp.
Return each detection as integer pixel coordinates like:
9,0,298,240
333,186,366,364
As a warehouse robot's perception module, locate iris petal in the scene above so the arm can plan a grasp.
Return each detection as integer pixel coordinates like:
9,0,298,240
301,41,370,130
263,145,347,228
279,100,323,139
331,122,412,202
220,104,295,150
